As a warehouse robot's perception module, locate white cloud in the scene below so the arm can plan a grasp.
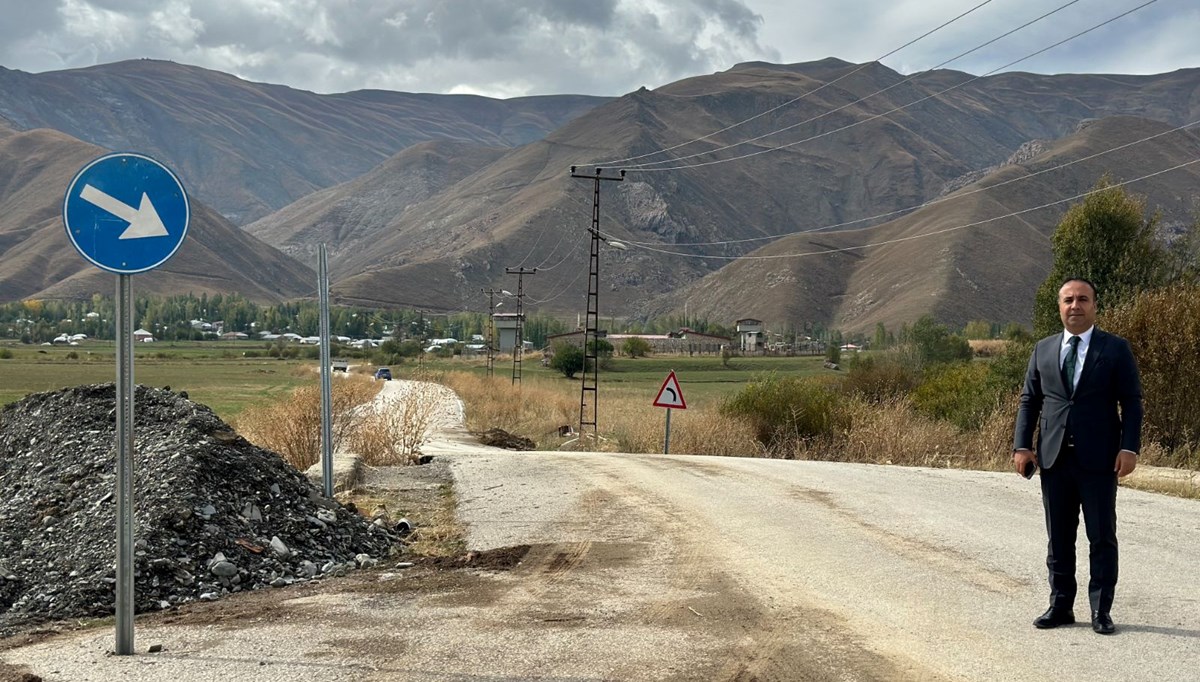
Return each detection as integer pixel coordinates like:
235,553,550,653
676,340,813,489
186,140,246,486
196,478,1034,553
0,0,1194,96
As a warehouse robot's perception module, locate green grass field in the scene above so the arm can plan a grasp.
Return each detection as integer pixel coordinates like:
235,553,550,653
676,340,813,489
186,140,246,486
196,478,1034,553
0,341,311,420
1,340,837,422
409,352,835,410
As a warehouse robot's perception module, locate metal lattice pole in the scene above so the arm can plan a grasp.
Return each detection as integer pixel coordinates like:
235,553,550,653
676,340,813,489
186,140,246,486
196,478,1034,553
570,167,623,441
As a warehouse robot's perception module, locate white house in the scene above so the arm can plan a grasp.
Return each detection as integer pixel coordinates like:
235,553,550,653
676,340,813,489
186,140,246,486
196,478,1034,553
736,319,765,354
133,328,154,343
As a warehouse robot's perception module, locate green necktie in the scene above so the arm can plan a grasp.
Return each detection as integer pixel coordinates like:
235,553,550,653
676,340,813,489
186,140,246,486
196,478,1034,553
1062,335,1080,394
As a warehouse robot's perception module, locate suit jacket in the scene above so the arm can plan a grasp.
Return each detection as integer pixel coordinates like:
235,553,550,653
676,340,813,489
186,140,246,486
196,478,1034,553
1013,328,1143,471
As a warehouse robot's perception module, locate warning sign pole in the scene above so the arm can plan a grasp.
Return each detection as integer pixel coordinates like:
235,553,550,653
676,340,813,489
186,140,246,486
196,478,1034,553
664,408,672,454
652,370,687,454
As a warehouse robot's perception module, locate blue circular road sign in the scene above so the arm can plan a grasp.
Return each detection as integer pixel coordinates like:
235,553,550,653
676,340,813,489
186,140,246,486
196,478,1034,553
63,152,190,274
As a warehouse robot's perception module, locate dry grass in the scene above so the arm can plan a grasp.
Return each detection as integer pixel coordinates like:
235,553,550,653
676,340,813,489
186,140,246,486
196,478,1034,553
777,392,1017,471
402,484,468,557
345,483,466,558
605,401,762,456
969,339,1010,357
1122,477,1200,500
440,371,577,447
235,375,381,470
440,371,762,455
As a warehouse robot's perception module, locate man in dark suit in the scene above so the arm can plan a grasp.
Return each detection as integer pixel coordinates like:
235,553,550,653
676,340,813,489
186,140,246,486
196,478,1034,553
1013,277,1143,635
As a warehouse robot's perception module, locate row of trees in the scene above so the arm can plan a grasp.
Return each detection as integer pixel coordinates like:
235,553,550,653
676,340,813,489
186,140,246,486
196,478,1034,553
0,294,581,346
1033,179,1199,454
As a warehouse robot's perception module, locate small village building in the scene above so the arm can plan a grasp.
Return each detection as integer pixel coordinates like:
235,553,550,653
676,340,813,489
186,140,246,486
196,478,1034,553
133,328,155,343
492,313,523,352
736,319,765,354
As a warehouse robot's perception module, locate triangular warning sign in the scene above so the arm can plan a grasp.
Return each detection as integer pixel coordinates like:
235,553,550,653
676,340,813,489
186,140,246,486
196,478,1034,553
653,370,687,409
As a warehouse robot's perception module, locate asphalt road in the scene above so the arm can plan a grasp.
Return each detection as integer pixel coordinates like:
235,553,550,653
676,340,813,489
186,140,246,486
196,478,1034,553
448,451,1200,680
6,447,1199,680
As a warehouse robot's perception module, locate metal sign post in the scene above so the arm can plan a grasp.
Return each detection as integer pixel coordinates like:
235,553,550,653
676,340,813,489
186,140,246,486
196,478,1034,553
63,152,189,656
318,244,334,498
115,274,134,654
652,370,687,454
664,408,673,455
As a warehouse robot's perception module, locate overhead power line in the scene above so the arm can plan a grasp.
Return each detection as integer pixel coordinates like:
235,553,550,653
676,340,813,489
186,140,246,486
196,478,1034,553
621,0,1157,173
595,0,996,167
604,156,1200,261
617,119,1200,248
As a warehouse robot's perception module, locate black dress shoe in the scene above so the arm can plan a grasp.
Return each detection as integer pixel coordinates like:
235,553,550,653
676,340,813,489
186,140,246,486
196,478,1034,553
1034,607,1075,629
1092,611,1116,635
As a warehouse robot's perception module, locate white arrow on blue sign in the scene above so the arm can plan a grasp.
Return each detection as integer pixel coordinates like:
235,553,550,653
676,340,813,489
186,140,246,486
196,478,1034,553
63,152,190,274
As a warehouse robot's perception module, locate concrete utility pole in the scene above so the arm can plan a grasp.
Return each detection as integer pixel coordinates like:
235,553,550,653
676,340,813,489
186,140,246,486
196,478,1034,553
505,268,536,385
570,166,624,441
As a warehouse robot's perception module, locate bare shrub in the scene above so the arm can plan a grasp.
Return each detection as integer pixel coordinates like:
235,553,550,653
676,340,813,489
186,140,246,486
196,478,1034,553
961,390,1022,471
346,382,445,465
842,351,920,402
235,375,380,470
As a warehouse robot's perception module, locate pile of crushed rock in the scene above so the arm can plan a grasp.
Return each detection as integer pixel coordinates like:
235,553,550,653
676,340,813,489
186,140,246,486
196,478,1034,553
0,384,399,636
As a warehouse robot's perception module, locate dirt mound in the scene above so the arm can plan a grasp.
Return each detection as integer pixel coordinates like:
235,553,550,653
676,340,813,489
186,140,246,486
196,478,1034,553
0,384,398,636
477,428,536,451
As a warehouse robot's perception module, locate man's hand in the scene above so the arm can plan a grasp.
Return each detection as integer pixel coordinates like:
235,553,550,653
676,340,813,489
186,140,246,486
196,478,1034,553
1115,450,1137,477
1013,449,1037,477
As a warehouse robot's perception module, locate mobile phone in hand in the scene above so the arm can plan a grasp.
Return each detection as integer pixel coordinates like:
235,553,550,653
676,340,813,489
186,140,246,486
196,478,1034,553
1022,460,1036,479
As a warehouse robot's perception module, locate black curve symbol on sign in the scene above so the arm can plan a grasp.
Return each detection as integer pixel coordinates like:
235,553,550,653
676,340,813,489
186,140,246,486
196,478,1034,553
664,387,677,403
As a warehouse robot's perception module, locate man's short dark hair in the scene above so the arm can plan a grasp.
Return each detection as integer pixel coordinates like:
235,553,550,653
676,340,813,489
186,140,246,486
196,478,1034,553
1060,277,1097,299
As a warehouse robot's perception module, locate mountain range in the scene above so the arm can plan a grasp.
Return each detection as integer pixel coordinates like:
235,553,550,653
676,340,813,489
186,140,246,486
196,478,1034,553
2,58,1197,333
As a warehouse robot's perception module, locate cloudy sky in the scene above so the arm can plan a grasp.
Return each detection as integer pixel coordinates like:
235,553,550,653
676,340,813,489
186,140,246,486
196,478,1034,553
0,0,1195,98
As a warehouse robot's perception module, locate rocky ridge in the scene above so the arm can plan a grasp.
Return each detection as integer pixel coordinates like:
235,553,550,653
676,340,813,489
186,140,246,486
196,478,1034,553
0,384,398,636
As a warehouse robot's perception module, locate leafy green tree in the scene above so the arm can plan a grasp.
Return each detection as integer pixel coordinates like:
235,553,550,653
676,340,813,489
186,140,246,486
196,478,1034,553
962,320,993,340
588,338,614,357
910,315,972,364
873,322,889,350
1002,322,1030,342
825,342,841,365
550,342,585,378
721,373,847,447
1034,180,1170,337
1104,285,1200,455
622,337,651,358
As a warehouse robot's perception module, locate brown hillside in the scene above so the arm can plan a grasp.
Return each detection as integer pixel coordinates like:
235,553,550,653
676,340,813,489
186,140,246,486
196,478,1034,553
0,60,607,223
647,116,1200,334
244,140,508,268
275,61,1199,320
0,128,314,302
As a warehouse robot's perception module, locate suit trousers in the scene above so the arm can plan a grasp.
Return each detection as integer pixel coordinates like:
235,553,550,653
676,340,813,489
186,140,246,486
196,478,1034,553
1040,444,1119,614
